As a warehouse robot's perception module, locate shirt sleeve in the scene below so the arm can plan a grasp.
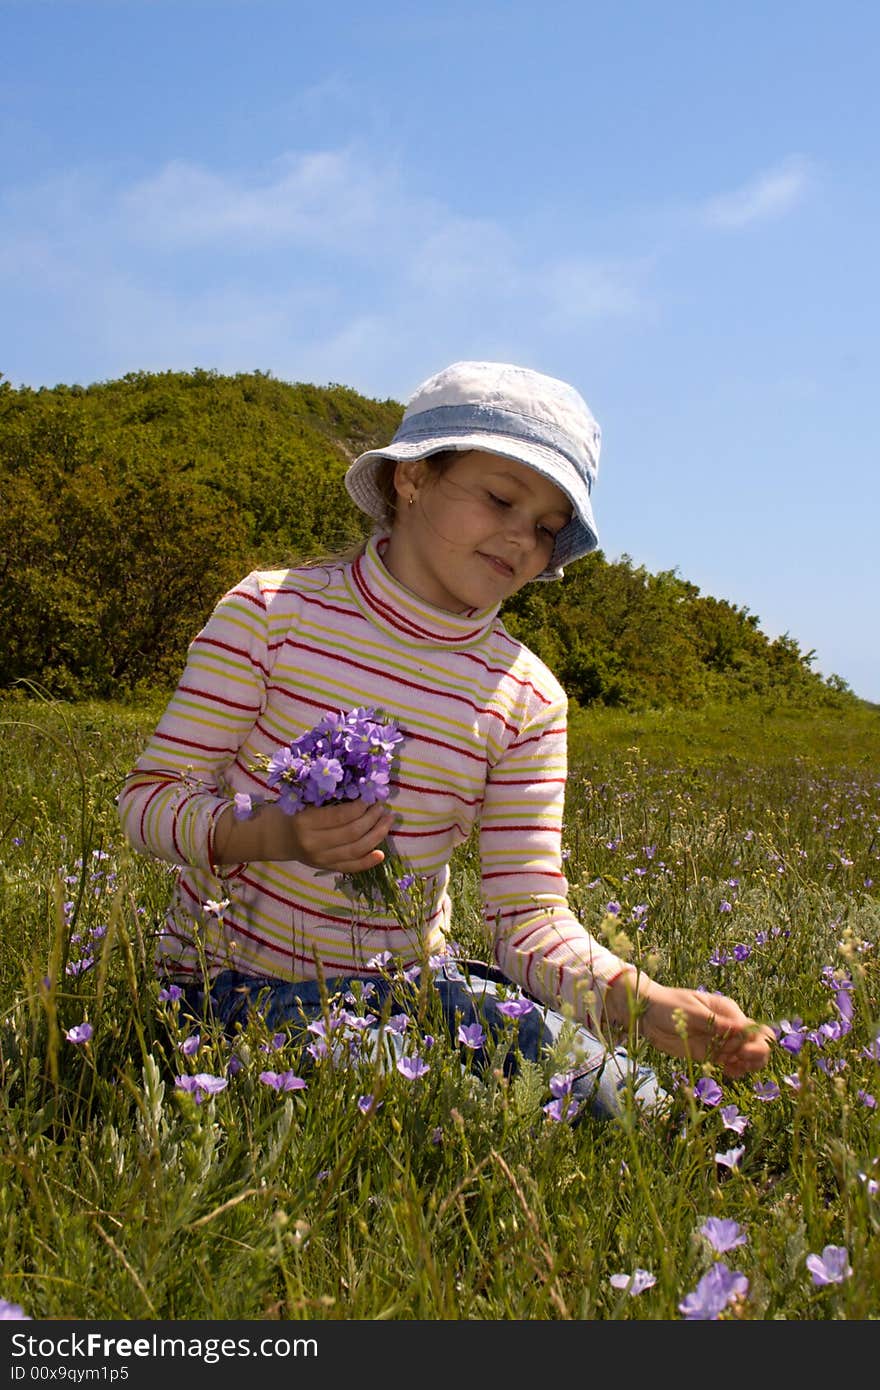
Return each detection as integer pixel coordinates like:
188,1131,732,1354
479,693,628,1029
116,571,271,874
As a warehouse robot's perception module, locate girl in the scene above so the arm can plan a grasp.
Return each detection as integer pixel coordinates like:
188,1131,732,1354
118,360,773,1118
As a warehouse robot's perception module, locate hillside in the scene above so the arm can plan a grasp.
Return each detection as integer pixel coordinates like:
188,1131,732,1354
0,367,856,709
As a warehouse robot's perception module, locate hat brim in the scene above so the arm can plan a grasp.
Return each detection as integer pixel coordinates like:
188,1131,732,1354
345,434,598,581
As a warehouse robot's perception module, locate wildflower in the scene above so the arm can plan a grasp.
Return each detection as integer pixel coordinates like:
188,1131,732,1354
458,1022,486,1050
709,949,730,967
862,1036,880,1062
806,1245,852,1286
782,1073,801,1090
605,900,621,916
732,943,751,962
858,1170,879,1195
753,1080,780,1102
720,1105,749,1135
179,1033,201,1056
259,1070,307,1092
158,984,183,1003
397,1055,429,1080
233,792,253,819
700,1217,748,1253
497,996,536,1019
65,956,95,977
260,1031,287,1052
543,1095,579,1123
694,1076,723,1107
679,1262,749,1319
858,1090,877,1109
357,1094,380,1114
0,1299,30,1319
175,1073,228,1103
778,1019,808,1054
719,900,732,914
203,898,229,916
609,1269,656,1296
548,1072,574,1098
387,1013,410,1035
367,950,394,970
64,1022,93,1045
715,1145,745,1170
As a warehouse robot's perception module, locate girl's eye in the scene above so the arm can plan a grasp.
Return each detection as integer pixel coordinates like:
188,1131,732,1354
487,492,510,508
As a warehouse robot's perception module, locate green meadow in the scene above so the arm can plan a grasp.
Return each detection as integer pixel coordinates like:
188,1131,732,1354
1,691,878,1320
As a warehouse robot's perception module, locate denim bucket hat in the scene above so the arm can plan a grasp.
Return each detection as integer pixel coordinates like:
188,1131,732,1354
344,360,601,580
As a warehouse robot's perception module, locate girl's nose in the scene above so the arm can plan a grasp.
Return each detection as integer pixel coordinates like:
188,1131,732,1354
503,508,537,548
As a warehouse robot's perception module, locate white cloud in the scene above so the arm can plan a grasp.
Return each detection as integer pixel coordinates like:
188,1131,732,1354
701,156,814,230
541,256,645,327
0,145,649,392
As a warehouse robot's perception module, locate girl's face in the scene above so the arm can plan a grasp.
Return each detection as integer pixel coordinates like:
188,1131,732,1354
382,450,573,612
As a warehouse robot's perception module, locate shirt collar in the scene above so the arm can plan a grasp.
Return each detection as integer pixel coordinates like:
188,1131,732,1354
346,534,500,647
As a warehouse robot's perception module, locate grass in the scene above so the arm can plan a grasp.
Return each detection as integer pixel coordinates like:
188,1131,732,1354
0,689,878,1320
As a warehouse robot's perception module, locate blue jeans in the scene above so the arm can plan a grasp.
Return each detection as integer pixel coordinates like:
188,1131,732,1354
178,959,665,1122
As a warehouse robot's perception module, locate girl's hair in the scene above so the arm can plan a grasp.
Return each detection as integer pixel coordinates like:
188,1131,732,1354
300,450,460,571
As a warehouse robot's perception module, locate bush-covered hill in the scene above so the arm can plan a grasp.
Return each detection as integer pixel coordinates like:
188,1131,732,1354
0,367,856,709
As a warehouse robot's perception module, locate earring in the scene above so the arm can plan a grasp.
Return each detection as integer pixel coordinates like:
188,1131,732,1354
408,493,415,507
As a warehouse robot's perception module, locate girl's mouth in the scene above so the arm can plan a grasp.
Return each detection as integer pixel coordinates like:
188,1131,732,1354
479,552,514,578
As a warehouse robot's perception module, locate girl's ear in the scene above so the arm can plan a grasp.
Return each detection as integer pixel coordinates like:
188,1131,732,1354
392,458,428,505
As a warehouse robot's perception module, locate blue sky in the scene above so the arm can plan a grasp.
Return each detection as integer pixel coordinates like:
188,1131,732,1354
3,0,879,702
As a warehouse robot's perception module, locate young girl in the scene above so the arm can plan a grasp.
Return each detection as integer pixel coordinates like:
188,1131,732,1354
118,360,773,1118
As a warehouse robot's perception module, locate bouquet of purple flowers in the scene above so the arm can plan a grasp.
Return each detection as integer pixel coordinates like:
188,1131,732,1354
264,706,404,815
249,706,417,915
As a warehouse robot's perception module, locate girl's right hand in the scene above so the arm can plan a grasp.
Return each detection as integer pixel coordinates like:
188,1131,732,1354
213,798,396,872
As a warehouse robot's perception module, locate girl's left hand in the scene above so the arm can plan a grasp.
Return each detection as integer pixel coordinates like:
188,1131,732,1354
639,983,775,1077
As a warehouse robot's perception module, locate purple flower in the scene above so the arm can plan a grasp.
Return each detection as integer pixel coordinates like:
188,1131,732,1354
806,1245,852,1286
720,1105,749,1135
679,1262,749,1319
233,792,253,820
732,943,751,962
609,1268,656,1296
549,1072,574,1098
65,1022,93,1045
179,1033,201,1056
387,1013,410,1035
862,1036,880,1062
357,1094,381,1114
397,1055,429,1081
709,949,730,967
458,1022,486,1050
694,1076,723,1107
753,1080,780,1102
259,1070,307,1092
605,900,621,916
778,1019,808,1054
700,1218,748,1253
858,1090,877,1109
158,984,183,1003
715,1145,745,1170
497,997,536,1019
65,956,95,977
367,950,394,970
543,1096,580,1123
175,1073,228,1102
0,1299,30,1320
719,900,732,914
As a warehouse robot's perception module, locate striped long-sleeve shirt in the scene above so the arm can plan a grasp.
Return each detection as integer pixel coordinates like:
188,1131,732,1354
117,534,627,1024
